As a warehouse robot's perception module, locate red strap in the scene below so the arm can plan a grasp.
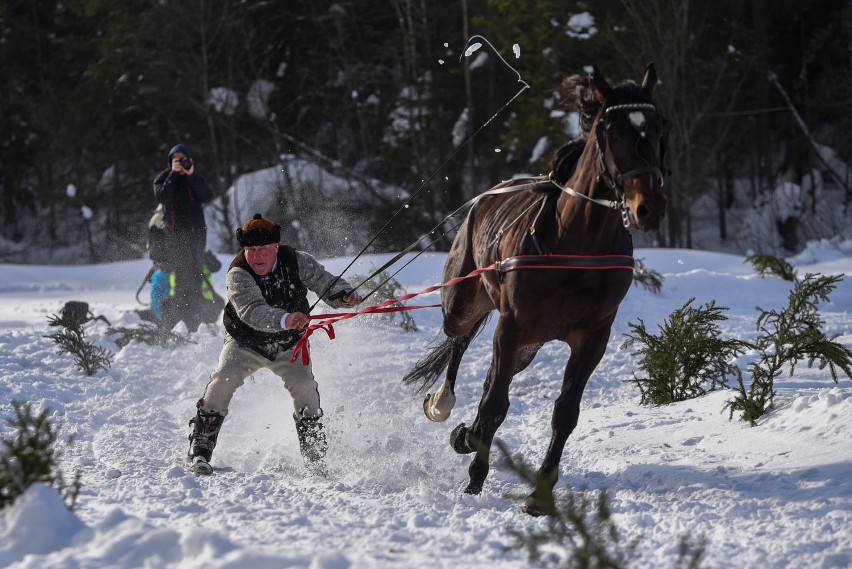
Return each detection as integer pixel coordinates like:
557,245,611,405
289,265,495,365
289,253,635,365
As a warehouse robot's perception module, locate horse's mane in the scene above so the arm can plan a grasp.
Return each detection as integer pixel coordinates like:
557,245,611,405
550,73,652,184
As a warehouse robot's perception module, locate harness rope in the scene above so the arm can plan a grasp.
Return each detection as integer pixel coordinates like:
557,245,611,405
290,252,634,365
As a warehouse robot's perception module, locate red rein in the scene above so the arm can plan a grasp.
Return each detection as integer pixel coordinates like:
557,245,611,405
290,255,633,365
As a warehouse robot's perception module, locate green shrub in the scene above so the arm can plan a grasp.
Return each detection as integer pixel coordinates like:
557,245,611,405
727,273,852,424
45,312,113,375
745,254,796,281
622,298,747,405
632,258,665,294
108,324,192,349
625,274,852,424
0,401,81,510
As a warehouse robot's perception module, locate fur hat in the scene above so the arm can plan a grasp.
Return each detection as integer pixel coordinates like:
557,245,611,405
237,214,281,247
168,144,192,162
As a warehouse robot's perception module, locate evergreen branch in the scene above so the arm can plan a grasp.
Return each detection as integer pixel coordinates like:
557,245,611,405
745,254,796,281
44,312,113,376
0,402,81,510
493,440,705,568
622,298,746,405
632,258,665,294
726,273,852,425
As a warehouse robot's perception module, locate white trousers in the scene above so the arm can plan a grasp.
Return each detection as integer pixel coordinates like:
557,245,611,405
200,335,321,417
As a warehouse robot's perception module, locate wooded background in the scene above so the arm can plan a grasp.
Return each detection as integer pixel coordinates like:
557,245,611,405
2,0,850,262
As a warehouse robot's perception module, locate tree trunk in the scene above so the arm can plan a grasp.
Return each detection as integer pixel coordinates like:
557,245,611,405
717,168,728,242
462,0,475,203
753,0,771,199
846,0,852,211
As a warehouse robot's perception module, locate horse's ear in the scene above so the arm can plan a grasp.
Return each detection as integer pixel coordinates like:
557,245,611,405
641,62,658,98
591,65,612,102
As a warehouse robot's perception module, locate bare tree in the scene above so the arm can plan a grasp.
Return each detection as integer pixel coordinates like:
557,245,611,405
603,0,752,248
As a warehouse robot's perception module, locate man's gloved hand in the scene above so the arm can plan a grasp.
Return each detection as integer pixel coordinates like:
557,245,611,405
283,312,310,330
342,290,362,306
329,289,362,306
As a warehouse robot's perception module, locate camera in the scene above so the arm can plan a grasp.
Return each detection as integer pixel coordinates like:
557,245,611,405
179,157,192,170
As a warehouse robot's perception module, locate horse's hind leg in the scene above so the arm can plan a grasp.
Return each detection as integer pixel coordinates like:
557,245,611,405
403,286,490,421
423,314,488,421
422,239,492,421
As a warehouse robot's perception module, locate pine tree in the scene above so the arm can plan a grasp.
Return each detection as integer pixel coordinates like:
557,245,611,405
745,253,796,281
0,401,81,510
727,273,852,424
45,311,113,376
622,298,747,405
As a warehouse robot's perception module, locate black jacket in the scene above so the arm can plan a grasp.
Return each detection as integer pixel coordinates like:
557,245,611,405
153,169,213,235
223,246,310,360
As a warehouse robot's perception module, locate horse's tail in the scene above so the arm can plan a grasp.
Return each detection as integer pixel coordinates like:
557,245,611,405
402,314,490,392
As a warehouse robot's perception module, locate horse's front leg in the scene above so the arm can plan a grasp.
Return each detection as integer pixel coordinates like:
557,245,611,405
524,325,612,516
450,316,520,495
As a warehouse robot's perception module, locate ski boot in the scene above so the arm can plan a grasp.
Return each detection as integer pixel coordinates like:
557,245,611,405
294,408,328,476
187,400,225,475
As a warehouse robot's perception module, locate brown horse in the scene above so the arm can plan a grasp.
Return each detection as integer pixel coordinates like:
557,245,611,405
402,63,668,515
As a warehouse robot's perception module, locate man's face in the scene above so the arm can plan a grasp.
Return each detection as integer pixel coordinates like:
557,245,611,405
244,243,279,275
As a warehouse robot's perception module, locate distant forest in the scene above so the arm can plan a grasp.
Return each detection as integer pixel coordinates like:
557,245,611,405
2,0,851,262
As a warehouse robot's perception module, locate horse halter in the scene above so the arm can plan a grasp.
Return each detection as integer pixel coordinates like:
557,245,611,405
594,102,665,209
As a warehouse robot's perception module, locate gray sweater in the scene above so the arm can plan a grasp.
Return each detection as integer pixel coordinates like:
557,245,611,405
226,251,354,333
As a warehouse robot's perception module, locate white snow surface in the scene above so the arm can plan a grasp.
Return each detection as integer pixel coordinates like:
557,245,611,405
1,245,852,568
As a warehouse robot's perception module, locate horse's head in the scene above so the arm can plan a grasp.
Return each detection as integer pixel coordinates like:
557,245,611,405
589,63,668,232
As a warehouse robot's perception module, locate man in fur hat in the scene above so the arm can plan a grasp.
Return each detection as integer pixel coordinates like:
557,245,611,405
186,214,361,475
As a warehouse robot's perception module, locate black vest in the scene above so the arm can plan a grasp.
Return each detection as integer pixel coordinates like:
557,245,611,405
223,246,310,360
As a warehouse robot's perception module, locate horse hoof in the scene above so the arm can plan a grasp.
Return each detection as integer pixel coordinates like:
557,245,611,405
450,423,474,454
522,496,547,517
423,383,456,422
423,393,451,422
522,489,557,517
463,481,483,495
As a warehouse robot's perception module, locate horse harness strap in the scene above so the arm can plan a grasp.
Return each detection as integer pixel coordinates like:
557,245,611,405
472,179,634,275
496,254,634,273
357,172,632,296
487,192,553,256
546,174,622,210
480,174,631,229
292,250,633,363
538,173,632,229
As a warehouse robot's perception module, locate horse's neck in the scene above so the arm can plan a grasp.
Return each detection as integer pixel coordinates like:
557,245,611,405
555,168,631,254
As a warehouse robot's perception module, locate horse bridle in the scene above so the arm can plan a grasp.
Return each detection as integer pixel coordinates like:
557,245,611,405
592,102,666,226
549,102,666,229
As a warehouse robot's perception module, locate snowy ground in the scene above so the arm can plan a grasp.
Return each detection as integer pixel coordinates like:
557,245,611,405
1,244,851,568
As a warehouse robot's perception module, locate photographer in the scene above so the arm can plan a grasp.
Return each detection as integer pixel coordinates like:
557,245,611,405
153,144,213,330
